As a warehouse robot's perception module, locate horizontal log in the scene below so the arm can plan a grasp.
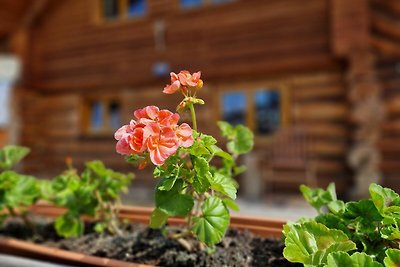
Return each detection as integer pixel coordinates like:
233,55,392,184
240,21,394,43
294,103,349,121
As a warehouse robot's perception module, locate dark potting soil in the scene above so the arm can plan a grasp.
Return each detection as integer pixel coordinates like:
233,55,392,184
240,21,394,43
0,219,301,267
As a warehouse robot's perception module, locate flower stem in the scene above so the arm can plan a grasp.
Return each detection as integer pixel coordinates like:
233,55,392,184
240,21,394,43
188,103,197,132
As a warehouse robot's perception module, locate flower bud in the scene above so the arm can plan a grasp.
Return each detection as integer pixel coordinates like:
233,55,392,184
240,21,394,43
196,80,203,89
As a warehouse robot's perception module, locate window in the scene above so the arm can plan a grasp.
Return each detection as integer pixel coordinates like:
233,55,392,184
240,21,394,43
220,87,288,136
180,0,234,9
99,0,146,22
222,91,246,125
254,90,281,135
83,98,122,135
181,0,203,8
102,0,120,20
127,0,146,17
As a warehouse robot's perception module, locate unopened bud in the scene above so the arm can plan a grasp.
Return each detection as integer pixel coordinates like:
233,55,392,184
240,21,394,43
196,80,203,89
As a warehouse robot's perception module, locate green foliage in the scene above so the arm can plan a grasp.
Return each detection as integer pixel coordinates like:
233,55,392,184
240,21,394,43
0,146,41,231
217,121,254,157
0,146,30,171
326,252,383,267
147,122,253,247
192,197,230,247
284,183,400,266
384,249,400,267
45,161,134,238
0,171,41,224
283,221,356,266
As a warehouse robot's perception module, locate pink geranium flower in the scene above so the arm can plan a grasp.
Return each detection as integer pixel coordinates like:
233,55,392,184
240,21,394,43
163,70,203,95
115,105,194,166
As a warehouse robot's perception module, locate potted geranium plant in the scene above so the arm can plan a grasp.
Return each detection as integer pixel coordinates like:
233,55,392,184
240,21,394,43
283,183,400,267
0,71,295,267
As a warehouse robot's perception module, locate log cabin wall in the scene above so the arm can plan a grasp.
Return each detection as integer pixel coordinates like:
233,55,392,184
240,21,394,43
371,0,400,191
19,0,351,192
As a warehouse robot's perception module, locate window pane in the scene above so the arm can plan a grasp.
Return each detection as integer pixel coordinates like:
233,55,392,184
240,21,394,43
102,0,119,20
128,0,146,17
109,101,121,129
255,90,281,135
91,101,104,130
211,0,234,4
180,0,203,8
222,91,246,125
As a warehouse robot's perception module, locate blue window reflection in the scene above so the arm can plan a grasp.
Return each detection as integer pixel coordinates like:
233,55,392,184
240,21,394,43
255,90,280,135
128,0,146,17
91,102,104,130
181,0,203,8
222,91,246,125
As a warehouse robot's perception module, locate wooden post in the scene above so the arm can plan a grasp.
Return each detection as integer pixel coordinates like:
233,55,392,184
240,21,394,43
331,0,384,197
347,51,385,198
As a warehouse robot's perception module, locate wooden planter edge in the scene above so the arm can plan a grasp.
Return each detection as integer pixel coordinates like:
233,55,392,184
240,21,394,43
0,204,286,267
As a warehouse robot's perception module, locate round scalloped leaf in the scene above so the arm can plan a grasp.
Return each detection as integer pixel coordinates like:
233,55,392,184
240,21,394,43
326,252,383,267
384,248,400,267
192,196,229,246
283,221,356,265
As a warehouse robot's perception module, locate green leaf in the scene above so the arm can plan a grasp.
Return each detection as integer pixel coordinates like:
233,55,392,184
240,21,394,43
217,121,234,138
210,173,237,200
283,221,356,265
55,212,84,238
193,157,211,193
192,197,230,246
222,198,240,211
300,183,338,213
384,249,400,267
226,125,254,156
155,179,194,216
0,146,30,171
157,175,178,191
328,200,345,214
149,208,169,229
326,252,383,267
343,199,383,231
210,145,233,162
369,183,400,212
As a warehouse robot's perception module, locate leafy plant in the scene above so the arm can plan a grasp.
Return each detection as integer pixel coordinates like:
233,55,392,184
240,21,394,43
283,183,400,266
115,70,254,247
0,146,40,231
0,145,30,171
42,160,134,238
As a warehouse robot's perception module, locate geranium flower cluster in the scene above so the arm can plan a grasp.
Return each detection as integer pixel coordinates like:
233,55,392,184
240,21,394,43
163,70,203,95
114,106,194,166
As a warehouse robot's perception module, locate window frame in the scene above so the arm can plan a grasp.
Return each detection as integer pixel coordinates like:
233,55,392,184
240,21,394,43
80,95,123,137
94,0,147,25
217,82,290,141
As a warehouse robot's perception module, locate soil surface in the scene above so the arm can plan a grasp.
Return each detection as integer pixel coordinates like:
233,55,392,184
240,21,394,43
0,219,301,267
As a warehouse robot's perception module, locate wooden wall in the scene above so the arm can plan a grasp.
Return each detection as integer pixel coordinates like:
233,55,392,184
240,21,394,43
28,0,333,91
370,0,400,191
0,129,6,147
18,0,352,191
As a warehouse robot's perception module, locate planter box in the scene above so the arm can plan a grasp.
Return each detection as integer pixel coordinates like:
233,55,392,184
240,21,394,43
0,204,285,267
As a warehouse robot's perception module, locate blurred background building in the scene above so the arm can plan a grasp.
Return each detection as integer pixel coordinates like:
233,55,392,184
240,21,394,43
0,0,399,201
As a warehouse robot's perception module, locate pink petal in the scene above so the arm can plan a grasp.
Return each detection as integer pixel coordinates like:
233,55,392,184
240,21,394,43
116,136,133,155
170,72,179,82
114,125,129,140
192,71,201,81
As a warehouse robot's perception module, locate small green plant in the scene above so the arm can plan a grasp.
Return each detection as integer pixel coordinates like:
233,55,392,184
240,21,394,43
0,145,30,171
42,160,134,238
0,146,40,231
115,71,254,247
283,183,400,266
